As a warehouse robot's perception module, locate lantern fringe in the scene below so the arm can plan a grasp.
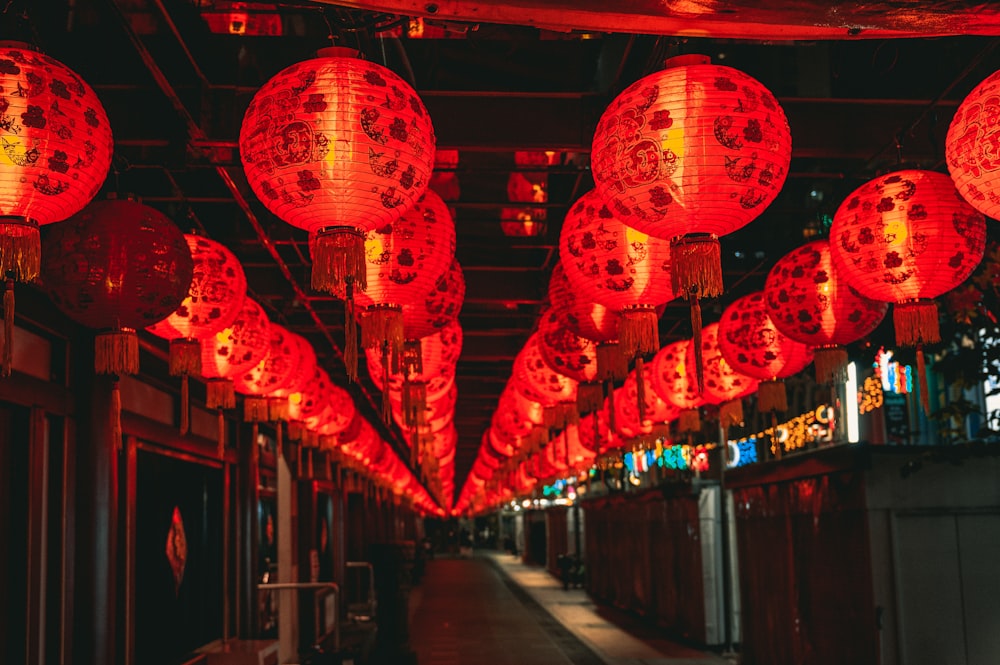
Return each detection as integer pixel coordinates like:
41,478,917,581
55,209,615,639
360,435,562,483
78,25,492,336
619,306,659,361
670,234,724,299
635,358,647,423
758,378,788,413
311,226,367,294
719,399,744,429
0,218,40,287
307,448,313,478
382,343,393,425
2,277,13,377
894,299,940,346
679,409,701,433
217,410,226,459
95,329,139,376
917,345,931,416
607,384,616,432
562,402,579,427
344,281,358,382
362,305,404,367
402,380,427,429
288,421,303,442
577,381,604,415
206,378,236,410
596,341,628,382
168,338,202,377
814,346,848,385
543,405,559,428
244,396,269,423
410,429,420,468
111,378,123,452
690,294,705,394
320,434,336,451
403,339,423,377
268,396,289,422
180,374,190,436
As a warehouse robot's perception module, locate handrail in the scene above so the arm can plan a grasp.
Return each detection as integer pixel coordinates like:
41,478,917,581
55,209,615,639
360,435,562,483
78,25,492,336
257,582,340,654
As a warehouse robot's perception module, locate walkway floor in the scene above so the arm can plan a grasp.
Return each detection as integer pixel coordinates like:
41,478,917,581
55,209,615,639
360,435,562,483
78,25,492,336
408,551,731,665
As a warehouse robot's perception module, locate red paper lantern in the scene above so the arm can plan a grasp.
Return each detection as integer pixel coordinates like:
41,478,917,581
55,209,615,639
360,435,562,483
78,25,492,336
689,322,759,428
765,239,888,384
40,196,192,443
327,188,455,380
717,291,814,413
591,55,791,388
240,47,435,295
233,322,301,421
548,261,619,343
946,69,1000,221
198,295,271,413
402,258,465,340
267,332,318,424
146,233,247,431
513,332,578,429
0,44,114,374
651,339,705,433
559,188,674,365
536,306,600,414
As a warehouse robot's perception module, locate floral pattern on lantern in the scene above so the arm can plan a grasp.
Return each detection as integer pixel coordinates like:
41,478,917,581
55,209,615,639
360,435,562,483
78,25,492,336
559,188,674,361
946,69,1000,221
512,332,578,428
0,43,114,283
548,261,619,343
199,296,270,410
764,239,887,383
717,291,814,413
651,339,704,432
402,258,465,340
689,322,758,427
234,322,301,421
537,307,597,384
239,47,435,294
366,319,461,402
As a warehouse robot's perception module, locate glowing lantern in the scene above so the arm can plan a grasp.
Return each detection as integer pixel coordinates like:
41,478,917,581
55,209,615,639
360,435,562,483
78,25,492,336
40,196,192,444
559,188,674,381
829,169,985,411
0,43,114,375
322,188,455,381
199,296,270,410
650,339,705,433
591,54,791,386
946,69,1000,221
147,233,247,433
512,332,578,429
764,239,888,384
402,258,465,340
536,306,599,413
688,322,759,429
233,322,300,423
717,291,814,414
240,46,434,295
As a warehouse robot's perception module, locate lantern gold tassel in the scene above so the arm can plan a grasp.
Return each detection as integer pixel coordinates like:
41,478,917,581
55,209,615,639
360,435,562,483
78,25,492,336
268,397,289,423
288,421,303,442
311,226,368,293
344,280,358,382
894,299,940,347
2,277,14,377
758,378,788,413
381,343,392,425
814,345,849,385
180,375,190,435
411,429,419,468
596,341,628,382
403,339,422,376
635,358,646,422
543,405,559,429
168,338,202,376
217,410,225,458
577,381,604,415
619,305,659,362
689,292,705,393
95,329,139,376
0,217,40,283
679,409,701,433
607,384,616,432
670,233,724,299
362,304,404,369
917,345,931,416
244,396,269,423
206,378,236,410
111,378,123,451
402,380,427,429
719,399,744,429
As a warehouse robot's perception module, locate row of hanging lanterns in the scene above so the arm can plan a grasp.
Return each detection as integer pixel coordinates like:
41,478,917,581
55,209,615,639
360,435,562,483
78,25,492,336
457,55,1000,516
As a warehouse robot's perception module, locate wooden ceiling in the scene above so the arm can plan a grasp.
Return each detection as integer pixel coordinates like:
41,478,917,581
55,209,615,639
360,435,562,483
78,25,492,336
26,0,1000,506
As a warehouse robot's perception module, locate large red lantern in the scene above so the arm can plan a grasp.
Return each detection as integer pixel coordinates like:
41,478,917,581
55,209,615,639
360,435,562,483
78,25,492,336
536,306,600,414
689,322,759,428
559,188,674,375
199,296,271,410
650,339,705,433
147,233,247,433
717,291,814,414
233,322,301,422
591,54,791,384
946,69,1000,221
40,196,192,442
513,332,578,429
0,44,114,375
829,169,985,410
765,239,888,384
239,47,435,295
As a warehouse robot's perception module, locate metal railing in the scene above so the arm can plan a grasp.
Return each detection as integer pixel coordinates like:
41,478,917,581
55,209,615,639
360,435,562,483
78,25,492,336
257,581,340,655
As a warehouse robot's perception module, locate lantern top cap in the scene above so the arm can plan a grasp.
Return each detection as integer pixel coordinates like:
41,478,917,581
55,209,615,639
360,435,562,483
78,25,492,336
0,40,39,52
316,46,361,60
663,54,712,69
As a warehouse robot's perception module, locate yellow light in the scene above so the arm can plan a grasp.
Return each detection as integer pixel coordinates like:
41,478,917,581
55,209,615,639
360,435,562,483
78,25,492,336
883,218,909,246
215,327,234,345
625,225,648,245
289,392,303,405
